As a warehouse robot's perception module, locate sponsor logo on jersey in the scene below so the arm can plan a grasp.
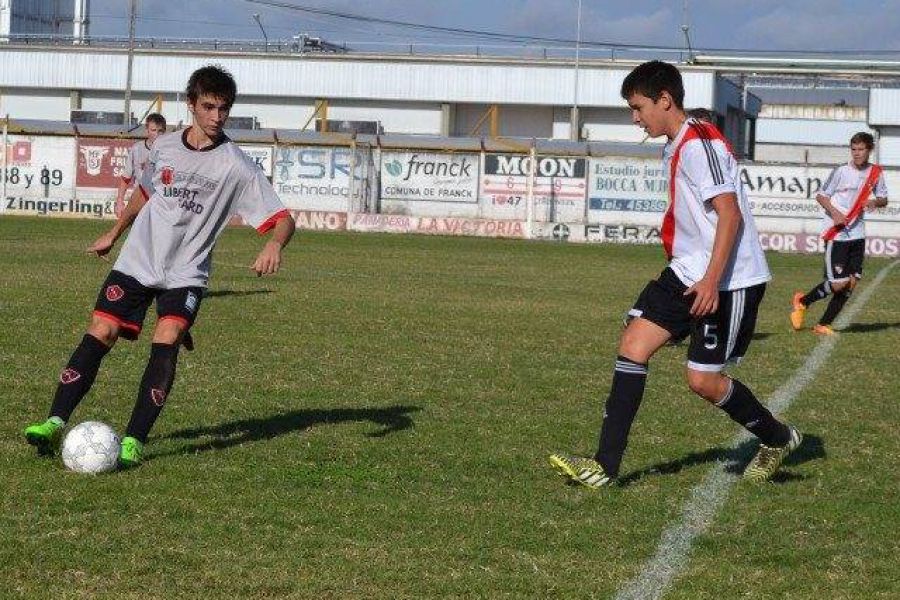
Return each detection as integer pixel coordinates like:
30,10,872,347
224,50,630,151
161,166,175,185
60,368,81,384
106,285,125,302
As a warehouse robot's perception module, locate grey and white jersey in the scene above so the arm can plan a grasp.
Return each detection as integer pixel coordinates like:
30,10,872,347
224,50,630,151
122,140,151,186
113,129,288,289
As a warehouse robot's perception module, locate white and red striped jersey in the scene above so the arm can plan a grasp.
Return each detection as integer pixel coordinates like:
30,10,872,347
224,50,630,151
661,119,771,291
819,162,888,241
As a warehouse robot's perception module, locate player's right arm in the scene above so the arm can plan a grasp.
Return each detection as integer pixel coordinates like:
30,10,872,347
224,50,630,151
87,186,148,258
816,193,846,227
114,178,129,218
816,167,845,227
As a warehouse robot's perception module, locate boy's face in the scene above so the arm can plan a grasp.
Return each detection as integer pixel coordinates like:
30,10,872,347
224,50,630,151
145,122,165,144
850,141,871,168
626,91,673,139
188,94,231,139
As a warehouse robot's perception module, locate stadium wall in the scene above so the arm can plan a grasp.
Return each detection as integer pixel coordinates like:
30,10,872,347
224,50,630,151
2,128,899,257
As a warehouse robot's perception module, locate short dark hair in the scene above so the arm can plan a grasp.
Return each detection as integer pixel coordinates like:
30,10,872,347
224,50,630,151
620,60,685,109
850,132,874,149
145,113,166,128
686,108,715,123
186,65,237,107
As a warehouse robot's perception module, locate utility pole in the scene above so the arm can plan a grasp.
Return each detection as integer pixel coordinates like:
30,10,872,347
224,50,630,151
123,0,136,126
570,0,583,141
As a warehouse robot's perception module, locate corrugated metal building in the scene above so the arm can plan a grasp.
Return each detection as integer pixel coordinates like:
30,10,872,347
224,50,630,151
750,87,874,164
2,41,899,165
870,88,900,166
0,44,758,153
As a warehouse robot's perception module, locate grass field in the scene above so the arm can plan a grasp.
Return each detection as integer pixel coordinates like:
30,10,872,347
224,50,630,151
2,216,898,599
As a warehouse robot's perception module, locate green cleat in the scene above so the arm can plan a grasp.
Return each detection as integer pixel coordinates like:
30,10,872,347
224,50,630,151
548,453,613,488
744,425,803,483
24,417,65,456
118,436,144,469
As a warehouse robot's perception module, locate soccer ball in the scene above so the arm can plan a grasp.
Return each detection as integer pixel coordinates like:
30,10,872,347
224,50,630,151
61,421,121,474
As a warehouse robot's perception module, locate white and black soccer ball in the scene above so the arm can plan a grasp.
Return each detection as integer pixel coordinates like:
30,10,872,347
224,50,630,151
61,421,121,474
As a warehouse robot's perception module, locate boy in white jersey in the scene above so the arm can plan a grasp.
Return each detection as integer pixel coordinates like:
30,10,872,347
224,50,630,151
550,61,801,487
114,113,166,218
790,133,888,335
24,65,296,468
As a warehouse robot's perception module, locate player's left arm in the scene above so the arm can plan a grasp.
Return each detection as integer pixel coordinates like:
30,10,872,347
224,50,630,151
684,193,741,317
866,172,887,210
867,173,888,210
252,212,295,277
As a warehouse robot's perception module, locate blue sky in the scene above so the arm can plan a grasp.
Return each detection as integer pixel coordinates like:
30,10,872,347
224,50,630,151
88,0,900,54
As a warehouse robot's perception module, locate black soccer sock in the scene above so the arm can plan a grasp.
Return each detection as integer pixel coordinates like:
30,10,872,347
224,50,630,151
125,343,180,443
49,334,111,422
819,290,851,326
801,280,831,306
593,356,648,478
716,378,790,447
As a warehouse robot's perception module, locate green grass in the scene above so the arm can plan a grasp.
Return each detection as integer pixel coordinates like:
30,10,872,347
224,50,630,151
1,217,897,599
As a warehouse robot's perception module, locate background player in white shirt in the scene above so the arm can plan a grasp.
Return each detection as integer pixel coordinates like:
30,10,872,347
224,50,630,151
24,65,296,468
790,133,888,335
550,61,801,488
114,113,166,218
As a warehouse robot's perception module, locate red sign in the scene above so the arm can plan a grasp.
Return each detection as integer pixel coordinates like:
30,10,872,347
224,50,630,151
76,138,134,188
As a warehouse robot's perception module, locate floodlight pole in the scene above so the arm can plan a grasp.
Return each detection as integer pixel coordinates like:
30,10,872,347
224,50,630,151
253,13,268,52
123,0,136,127
570,0,583,141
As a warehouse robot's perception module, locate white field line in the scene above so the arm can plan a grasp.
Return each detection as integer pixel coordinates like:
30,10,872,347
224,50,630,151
614,260,899,600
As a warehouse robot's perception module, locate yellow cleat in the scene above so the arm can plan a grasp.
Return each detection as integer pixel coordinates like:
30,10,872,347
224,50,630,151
744,426,802,482
548,453,613,488
790,292,806,331
812,324,835,336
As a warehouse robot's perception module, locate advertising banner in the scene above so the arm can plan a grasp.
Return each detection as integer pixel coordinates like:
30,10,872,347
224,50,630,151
291,210,348,231
480,153,587,222
588,157,668,227
239,144,274,178
349,212,525,238
76,138,135,188
273,145,368,212
380,151,479,203
2,135,88,217
742,163,900,225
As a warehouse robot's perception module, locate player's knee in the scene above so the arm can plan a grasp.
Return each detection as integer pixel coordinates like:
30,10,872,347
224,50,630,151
87,316,119,346
618,332,650,364
831,279,850,292
153,319,187,345
686,369,726,402
849,277,859,291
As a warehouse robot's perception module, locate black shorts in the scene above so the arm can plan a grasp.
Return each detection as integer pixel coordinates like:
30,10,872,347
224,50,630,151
93,270,203,341
628,268,766,372
824,239,865,281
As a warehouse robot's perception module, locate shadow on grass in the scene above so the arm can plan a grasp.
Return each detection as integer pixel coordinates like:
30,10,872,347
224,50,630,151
153,404,421,458
617,433,825,486
204,289,273,299
841,322,900,334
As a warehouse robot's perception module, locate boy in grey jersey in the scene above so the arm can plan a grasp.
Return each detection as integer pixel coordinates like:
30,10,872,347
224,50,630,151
24,65,296,468
115,113,166,218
